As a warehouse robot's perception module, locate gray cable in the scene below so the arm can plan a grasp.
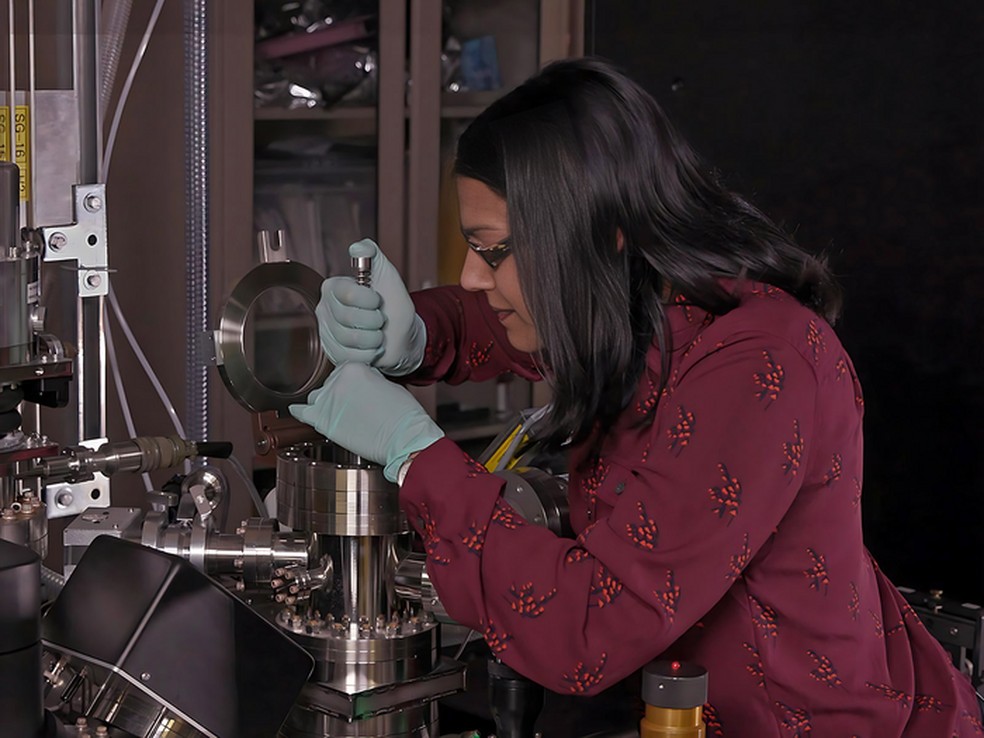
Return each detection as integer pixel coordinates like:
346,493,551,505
226,453,268,519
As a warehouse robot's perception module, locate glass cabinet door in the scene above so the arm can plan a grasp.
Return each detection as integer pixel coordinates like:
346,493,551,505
252,1,380,278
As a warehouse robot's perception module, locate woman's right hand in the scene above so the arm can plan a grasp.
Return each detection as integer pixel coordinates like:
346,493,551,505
316,239,426,376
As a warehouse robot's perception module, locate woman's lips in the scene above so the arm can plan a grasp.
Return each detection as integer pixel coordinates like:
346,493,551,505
492,308,514,322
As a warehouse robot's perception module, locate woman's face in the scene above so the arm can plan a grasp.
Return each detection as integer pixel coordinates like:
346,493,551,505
456,176,539,352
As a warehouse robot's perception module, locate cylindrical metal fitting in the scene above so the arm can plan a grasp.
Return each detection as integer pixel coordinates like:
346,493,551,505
640,660,708,738
352,255,372,287
277,608,438,689
394,552,451,623
0,499,48,558
141,516,309,589
29,436,199,482
276,443,405,536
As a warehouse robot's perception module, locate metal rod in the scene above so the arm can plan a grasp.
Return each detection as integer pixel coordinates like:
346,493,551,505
184,0,209,446
73,0,105,443
7,0,15,163
376,0,406,271
27,0,35,228
17,0,42,435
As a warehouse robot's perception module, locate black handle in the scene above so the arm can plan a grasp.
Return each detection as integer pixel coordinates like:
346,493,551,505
195,441,234,459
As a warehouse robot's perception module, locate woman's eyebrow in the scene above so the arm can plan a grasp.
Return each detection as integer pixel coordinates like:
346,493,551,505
460,225,505,238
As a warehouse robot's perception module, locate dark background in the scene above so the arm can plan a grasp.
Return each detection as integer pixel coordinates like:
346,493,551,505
587,0,983,603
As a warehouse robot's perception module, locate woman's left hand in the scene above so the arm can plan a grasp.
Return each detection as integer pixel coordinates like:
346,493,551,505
288,363,445,482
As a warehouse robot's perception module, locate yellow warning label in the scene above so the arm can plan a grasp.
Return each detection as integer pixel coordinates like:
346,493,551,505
0,105,31,202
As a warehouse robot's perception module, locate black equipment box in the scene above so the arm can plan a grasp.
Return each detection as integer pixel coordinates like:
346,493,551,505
899,586,984,689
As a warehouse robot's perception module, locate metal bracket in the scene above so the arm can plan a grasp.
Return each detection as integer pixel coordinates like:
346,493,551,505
45,437,111,519
39,183,110,297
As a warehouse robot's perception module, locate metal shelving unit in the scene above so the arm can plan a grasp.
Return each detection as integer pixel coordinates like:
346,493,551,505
210,0,583,449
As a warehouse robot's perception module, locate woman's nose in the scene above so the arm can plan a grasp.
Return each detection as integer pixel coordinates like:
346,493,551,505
459,249,496,292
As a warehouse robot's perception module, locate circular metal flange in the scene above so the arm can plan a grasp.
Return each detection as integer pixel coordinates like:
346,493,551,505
215,261,331,414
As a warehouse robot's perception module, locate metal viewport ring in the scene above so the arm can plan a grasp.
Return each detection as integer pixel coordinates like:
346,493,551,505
215,261,332,414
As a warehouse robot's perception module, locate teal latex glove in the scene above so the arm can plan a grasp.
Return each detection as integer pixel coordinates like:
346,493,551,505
288,362,444,483
317,239,426,376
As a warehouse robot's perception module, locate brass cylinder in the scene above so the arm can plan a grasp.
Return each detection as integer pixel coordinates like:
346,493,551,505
640,704,705,738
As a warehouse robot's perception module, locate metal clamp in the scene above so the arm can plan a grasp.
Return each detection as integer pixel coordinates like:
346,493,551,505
39,184,109,297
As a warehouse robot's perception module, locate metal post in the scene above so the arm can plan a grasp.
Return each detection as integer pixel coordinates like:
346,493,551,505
73,0,106,443
376,0,406,273
406,0,441,292
184,0,209,445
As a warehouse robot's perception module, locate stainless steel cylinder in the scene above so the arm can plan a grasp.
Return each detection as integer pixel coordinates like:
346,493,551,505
279,610,438,689
277,443,405,536
143,516,309,589
36,436,200,481
241,517,311,586
394,552,451,623
315,534,402,625
278,608,441,738
0,161,33,367
274,442,463,738
0,496,47,558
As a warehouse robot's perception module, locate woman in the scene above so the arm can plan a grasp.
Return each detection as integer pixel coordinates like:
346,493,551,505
290,58,980,736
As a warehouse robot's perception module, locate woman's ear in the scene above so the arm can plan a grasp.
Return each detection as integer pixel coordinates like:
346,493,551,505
616,229,625,252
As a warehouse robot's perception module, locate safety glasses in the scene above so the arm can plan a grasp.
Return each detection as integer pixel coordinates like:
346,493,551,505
467,237,512,270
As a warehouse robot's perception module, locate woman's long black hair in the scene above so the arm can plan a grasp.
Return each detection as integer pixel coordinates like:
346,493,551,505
454,58,842,450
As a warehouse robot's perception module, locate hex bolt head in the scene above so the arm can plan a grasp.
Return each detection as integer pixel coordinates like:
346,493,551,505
48,232,67,251
83,193,103,212
85,273,102,289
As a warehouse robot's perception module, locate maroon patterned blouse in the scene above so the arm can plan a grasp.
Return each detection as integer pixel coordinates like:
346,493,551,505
401,282,980,737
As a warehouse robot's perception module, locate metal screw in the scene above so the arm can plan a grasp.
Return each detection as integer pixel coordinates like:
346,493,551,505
140,672,151,681
48,232,67,251
233,558,244,570
56,490,74,508
353,255,372,286
83,193,103,212
85,272,102,289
